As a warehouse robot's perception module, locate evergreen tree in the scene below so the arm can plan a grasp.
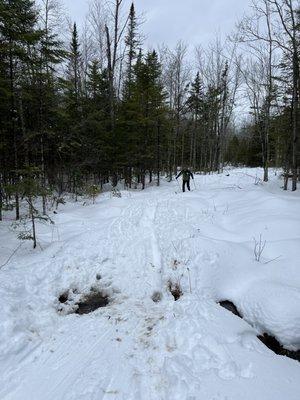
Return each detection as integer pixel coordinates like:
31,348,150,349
81,61,112,177
122,50,166,187
66,23,82,119
124,2,139,99
186,72,204,169
0,0,42,219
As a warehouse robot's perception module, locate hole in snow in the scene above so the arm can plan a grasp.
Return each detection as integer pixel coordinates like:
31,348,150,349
167,280,182,301
218,301,242,318
152,291,162,303
219,300,300,363
75,291,109,314
58,288,109,315
58,291,69,304
258,333,300,363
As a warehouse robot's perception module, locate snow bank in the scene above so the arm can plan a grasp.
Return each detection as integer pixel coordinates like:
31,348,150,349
238,281,300,349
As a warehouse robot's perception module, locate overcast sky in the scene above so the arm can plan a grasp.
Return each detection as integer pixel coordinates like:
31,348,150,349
63,0,252,48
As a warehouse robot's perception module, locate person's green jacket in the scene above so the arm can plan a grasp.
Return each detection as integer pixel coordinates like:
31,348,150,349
176,170,194,181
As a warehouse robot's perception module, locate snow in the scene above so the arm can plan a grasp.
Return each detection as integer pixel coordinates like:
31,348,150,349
0,167,300,400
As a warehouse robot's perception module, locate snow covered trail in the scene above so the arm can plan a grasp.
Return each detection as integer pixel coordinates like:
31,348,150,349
0,168,300,400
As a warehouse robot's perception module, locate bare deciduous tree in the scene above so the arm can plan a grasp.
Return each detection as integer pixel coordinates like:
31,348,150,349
236,0,299,189
161,41,190,177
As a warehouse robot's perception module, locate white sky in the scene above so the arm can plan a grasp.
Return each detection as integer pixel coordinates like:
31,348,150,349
63,0,252,48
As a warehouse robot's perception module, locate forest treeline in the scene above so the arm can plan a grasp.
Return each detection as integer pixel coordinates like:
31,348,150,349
0,0,299,221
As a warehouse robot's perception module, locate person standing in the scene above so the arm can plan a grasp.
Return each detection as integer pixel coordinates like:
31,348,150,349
176,168,194,192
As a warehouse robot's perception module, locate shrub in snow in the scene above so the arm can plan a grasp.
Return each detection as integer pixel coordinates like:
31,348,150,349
12,208,53,249
85,184,101,204
12,167,53,249
253,234,266,262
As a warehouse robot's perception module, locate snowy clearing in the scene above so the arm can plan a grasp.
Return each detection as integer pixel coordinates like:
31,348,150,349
0,168,300,400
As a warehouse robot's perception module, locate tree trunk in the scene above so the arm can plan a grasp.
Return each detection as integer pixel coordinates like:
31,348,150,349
157,119,160,186
291,52,299,191
29,198,37,249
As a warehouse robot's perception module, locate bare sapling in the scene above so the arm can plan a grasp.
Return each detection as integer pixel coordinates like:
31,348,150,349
253,234,266,262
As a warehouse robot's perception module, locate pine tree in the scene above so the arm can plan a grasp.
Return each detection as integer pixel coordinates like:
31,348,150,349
25,4,65,213
0,0,43,219
56,23,85,194
123,50,166,187
81,61,112,177
66,23,82,118
186,72,204,169
124,3,139,99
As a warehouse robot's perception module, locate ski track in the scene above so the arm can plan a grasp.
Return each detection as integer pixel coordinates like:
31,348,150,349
1,169,300,399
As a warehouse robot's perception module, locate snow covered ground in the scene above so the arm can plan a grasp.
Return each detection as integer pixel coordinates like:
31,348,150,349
0,168,300,400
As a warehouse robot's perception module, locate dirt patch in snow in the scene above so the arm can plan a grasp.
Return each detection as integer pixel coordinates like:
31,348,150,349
219,300,300,363
75,292,109,314
168,280,182,301
58,288,109,314
151,291,162,303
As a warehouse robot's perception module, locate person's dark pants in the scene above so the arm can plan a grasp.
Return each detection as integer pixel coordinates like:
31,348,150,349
182,179,190,192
